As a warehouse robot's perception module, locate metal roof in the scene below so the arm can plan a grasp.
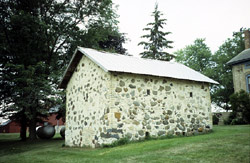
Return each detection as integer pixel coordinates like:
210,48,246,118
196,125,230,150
227,48,250,65
59,47,218,88
0,120,11,127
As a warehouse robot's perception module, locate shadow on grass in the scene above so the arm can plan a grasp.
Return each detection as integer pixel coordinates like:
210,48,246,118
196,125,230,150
0,135,64,157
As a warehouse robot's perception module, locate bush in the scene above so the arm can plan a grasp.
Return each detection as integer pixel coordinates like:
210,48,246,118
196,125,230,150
213,114,220,125
223,112,236,125
225,90,250,125
102,137,130,148
229,90,250,124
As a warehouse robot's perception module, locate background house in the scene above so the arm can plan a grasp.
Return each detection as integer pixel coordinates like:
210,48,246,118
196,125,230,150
59,47,218,148
227,30,250,93
0,120,21,133
0,108,64,133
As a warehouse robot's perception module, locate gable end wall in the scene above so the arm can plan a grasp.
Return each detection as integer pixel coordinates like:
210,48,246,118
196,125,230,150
65,56,112,148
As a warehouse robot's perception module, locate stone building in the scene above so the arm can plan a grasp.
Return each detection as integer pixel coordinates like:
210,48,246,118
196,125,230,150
59,47,218,148
227,30,250,93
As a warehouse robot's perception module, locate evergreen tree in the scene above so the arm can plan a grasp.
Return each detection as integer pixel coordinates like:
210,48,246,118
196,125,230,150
0,0,126,140
138,3,173,61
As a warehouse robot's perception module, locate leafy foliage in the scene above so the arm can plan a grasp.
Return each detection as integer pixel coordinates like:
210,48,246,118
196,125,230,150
212,114,219,125
81,22,127,54
175,38,213,75
102,137,130,148
175,29,246,111
227,90,250,124
0,0,126,140
211,29,245,110
138,3,173,61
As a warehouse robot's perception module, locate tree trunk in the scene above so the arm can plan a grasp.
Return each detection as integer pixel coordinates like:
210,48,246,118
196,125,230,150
29,109,37,140
29,118,37,140
20,112,27,141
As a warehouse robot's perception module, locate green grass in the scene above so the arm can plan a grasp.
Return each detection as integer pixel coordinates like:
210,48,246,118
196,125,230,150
0,125,249,163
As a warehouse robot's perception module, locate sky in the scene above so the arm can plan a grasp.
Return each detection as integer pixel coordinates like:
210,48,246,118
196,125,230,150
114,0,250,56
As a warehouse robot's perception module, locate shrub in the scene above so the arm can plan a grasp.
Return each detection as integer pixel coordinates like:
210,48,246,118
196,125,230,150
229,90,250,124
213,114,220,125
102,137,130,148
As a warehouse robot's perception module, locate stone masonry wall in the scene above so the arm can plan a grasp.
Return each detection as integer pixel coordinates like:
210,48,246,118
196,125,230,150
66,57,213,148
65,56,112,148
232,63,250,93
106,72,212,140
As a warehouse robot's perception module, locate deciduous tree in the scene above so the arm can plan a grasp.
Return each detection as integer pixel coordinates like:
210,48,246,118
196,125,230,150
211,29,245,110
175,29,246,111
175,38,213,75
0,0,126,140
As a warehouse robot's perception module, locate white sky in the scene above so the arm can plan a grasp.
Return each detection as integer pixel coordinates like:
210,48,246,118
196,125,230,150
114,0,250,56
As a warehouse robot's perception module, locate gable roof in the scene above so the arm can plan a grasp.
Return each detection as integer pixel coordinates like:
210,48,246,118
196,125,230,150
59,47,218,89
227,49,250,65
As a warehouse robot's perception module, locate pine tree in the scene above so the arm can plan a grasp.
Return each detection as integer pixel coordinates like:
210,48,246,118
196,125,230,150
138,3,174,61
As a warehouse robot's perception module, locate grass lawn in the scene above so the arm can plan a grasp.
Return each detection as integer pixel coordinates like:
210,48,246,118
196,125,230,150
0,125,249,163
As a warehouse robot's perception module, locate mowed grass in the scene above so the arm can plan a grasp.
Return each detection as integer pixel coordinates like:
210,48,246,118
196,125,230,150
0,125,249,163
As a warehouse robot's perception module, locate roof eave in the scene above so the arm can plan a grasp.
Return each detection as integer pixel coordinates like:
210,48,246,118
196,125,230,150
109,70,219,85
227,58,250,66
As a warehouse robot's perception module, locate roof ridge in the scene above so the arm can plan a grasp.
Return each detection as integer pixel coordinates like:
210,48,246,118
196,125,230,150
78,47,178,64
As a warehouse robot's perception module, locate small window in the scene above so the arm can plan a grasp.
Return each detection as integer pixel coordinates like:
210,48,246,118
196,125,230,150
246,75,250,93
245,62,250,69
145,132,150,139
190,92,193,97
85,93,88,102
147,89,150,95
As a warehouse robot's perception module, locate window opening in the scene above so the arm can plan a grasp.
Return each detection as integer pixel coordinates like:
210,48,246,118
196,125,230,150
147,89,150,95
85,93,88,102
247,75,250,93
145,132,150,139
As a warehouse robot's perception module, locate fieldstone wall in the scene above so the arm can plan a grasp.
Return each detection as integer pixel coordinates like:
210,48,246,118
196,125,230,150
65,56,112,148
65,57,213,148
106,72,212,140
